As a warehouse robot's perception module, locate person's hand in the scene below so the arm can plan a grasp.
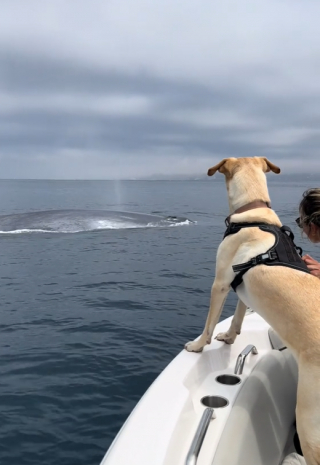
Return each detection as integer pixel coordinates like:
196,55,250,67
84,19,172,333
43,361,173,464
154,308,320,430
302,254,320,278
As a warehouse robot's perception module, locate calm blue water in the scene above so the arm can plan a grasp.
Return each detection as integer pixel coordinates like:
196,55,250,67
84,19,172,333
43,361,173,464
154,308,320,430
0,177,316,465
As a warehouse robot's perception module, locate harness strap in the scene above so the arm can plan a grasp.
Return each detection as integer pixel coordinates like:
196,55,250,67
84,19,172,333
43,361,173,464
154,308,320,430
233,251,278,273
231,250,278,291
224,221,264,238
231,270,249,291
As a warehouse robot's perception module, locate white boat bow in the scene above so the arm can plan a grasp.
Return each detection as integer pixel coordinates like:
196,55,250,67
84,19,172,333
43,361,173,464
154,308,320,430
101,310,300,465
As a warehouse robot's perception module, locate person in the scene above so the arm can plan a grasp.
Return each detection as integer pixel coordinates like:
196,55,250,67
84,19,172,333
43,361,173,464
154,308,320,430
282,188,320,462
296,188,320,278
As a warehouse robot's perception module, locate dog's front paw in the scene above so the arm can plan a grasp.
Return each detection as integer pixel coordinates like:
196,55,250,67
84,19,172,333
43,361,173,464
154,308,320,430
184,340,205,353
215,331,236,344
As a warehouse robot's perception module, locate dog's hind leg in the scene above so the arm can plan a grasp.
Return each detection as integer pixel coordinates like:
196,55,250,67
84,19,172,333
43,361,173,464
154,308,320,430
296,362,320,465
215,299,247,344
185,280,230,352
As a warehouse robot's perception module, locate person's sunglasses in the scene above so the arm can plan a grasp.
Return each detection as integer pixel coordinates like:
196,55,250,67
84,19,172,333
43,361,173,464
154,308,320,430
295,217,303,228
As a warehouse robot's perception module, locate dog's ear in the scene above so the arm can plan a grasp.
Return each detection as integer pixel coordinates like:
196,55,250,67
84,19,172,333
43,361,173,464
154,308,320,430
263,158,281,174
207,159,229,176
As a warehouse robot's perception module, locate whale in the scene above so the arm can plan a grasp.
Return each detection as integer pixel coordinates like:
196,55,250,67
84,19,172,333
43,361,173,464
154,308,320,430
0,209,194,234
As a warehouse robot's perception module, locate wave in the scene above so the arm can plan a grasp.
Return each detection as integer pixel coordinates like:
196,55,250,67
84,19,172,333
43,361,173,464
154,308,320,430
0,210,195,234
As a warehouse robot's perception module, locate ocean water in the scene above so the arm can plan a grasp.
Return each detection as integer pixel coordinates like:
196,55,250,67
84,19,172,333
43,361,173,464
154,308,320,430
0,177,316,465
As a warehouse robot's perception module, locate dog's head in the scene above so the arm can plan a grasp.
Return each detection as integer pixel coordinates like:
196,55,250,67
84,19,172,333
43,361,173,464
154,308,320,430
207,157,281,211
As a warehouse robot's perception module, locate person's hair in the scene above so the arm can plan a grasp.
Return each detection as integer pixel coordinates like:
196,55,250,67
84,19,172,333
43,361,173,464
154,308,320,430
299,188,320,227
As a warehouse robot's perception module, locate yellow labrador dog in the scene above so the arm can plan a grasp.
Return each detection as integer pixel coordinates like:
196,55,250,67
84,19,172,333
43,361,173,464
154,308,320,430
185,157,320,465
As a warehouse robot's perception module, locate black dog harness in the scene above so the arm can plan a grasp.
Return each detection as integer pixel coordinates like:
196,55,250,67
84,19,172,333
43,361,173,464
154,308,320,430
224,221,310,291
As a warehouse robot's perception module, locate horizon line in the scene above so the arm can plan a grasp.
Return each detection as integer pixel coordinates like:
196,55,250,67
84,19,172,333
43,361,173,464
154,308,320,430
0,173,317,182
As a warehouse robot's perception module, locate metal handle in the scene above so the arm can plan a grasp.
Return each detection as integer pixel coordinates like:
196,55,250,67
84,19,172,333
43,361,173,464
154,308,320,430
234,344,258,375
185,408,215,465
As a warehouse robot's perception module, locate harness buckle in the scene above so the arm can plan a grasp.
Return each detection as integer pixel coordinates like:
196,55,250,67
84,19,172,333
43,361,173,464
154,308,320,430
254,251,276,265
257,252,271,264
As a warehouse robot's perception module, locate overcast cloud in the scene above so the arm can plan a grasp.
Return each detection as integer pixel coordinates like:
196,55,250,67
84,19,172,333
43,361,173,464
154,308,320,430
1,0,320,179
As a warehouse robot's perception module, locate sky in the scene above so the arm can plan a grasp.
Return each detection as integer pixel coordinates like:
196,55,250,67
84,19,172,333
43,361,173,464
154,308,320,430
1,0,320,179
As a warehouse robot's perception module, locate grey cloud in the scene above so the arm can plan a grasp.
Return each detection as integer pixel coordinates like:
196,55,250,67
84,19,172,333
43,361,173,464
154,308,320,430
1,48,320,178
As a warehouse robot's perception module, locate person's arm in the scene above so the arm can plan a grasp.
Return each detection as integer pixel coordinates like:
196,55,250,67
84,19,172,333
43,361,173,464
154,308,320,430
302,254,320,278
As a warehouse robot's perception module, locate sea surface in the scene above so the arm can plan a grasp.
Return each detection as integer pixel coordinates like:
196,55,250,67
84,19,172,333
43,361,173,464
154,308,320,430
0,176,317,465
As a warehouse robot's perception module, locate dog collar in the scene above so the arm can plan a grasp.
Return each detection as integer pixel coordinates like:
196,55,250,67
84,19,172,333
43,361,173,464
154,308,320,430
225,200,271,226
